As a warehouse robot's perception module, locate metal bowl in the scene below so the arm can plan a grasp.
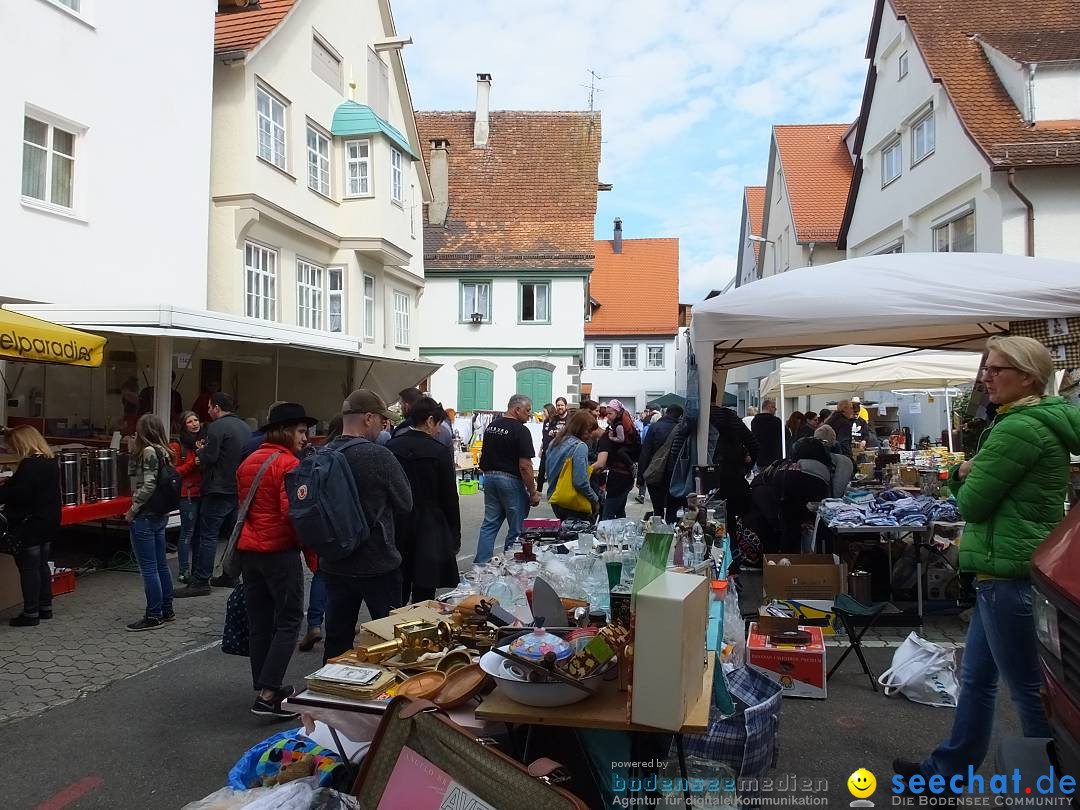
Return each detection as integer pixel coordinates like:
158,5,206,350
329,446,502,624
478,646,615,708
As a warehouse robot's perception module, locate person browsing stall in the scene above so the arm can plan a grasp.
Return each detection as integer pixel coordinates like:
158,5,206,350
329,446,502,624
544,408,601,521
170,410,204,584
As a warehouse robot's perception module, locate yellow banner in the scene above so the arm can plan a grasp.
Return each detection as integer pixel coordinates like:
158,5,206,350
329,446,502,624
0,309,105,368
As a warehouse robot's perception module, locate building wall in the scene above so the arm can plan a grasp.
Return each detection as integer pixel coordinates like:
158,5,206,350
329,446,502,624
759,143,799,278
1001,166,1080,260
582,337,678,413
207,0,424,355
735,196,758,286
425,354,580,415
1,0,215,306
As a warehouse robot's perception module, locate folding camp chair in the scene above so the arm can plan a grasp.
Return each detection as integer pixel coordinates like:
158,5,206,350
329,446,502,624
827,592,887,691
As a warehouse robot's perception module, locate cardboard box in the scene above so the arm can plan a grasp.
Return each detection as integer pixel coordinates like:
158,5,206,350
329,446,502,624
747,618,827,699
761,599,843,635
631,571,709,730
763,554,847,601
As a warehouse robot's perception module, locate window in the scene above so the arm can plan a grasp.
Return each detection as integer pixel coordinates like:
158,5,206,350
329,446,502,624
22,116,75,209
363,274,375,340
520,282,550,323
390,148,403,204
461,281,491,322
933,211,975,253
882,139,902,186
256,84,287,170
647,345,665,368
306,125,330,196
344,139,370,197
58,0,81,8
594,346,612,368
245,242,277,321
393,290,410,347
874,239,904,255
621,345,638,369
296,260,324,329
410,184,417,237
898,51,909,80
912,110,935,165
311,34,341,92
328,267,344,333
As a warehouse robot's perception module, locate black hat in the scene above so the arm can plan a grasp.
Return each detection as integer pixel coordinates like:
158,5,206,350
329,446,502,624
259,402,317,432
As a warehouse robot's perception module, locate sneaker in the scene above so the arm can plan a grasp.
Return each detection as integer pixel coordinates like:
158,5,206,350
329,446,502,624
126,617,164,632
298,628,323,652
162,610,177,622
251,697,300,720
274,685,296,702
39,610,53,620
173,584,212,598
209,574,237,588
9,614,40,627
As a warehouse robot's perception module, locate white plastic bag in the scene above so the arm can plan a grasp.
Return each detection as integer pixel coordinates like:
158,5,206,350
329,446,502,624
878,632,959,708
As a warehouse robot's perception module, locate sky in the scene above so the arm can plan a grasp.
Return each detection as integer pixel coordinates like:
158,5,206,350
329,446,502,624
394,0,872,303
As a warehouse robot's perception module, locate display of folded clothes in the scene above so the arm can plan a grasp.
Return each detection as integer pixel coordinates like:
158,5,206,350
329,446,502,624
818,489,962,529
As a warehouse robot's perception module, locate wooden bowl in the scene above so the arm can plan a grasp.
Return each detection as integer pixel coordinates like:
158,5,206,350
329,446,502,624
433,664,489,709
397,670,446,700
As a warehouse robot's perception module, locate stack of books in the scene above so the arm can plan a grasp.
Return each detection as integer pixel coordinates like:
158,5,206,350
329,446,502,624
305,663,397,701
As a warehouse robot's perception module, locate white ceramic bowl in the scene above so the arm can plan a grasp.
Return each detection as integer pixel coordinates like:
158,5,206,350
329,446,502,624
478,647,614,708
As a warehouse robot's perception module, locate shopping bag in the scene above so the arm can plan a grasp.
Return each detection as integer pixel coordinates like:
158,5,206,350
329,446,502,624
878,632,958,708
222,585,249,657
549,457,592,514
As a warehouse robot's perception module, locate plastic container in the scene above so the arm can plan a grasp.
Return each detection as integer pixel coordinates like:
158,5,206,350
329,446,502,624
52,569,76,596
458,480,480,495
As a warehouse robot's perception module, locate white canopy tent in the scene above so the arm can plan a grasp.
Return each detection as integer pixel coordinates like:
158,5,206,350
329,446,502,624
690,253,1080,461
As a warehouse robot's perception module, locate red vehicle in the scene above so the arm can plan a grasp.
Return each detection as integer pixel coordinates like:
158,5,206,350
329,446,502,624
1031,503,1080,781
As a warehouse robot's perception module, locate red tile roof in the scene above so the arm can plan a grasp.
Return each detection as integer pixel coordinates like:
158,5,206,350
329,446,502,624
891,0,1080,165
415,111,601,268
585,238,679,337
774,124,854,243
744,185,766,259
978,30,1080,63
215,0,297,55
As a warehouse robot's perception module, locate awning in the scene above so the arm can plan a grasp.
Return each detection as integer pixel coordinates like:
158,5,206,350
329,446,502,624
354,356,441,401
759,351,983,399
0,308,105,367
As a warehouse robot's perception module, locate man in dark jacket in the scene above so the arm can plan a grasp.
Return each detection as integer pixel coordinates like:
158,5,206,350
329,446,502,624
639,405,683,520
711,393,760,538
751,398,784,469
322,389,414,662
176,392,252,597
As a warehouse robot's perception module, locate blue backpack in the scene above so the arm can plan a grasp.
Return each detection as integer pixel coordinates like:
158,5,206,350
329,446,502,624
285,438,371,561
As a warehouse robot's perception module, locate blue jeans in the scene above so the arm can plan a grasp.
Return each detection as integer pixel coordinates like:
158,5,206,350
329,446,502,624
474,472,529,564
306,570,327,631
602,490,630,520
194,493,237,584
177,497,200,574
130,513,173,619
921,579,1051,782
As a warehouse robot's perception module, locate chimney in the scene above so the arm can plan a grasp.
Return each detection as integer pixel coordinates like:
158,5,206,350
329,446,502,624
613,218,623,253
429,139,449,226
473,73,492,148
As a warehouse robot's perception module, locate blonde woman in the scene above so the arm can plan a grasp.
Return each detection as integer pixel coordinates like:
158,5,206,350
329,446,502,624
125,414,176,631
894,336,1080,790
0,426,60,627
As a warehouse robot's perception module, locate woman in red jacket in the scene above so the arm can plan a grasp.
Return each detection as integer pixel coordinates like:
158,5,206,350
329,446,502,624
170,411,203,583
236,402,315,720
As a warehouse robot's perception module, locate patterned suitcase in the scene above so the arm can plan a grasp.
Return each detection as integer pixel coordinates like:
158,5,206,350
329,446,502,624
351,696,590,809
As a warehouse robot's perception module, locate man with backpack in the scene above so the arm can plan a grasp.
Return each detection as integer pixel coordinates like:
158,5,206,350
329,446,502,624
176,392,251,598
640,405,684,520
318,389,413,662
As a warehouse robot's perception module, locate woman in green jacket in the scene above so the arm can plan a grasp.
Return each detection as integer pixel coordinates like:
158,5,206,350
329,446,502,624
895,336,1080,789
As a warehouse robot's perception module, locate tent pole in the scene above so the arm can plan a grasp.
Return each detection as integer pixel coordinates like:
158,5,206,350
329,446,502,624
945,387,954,452
779,383,787,457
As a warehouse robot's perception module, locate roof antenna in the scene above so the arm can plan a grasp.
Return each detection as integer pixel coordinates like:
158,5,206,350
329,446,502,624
582,69,604,112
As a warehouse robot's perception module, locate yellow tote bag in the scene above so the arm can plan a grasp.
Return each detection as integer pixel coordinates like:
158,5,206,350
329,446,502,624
550,457,593,513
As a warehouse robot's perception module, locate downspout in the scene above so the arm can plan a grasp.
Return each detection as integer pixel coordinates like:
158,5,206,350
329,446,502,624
807,241,816,267
1006,168,1035,257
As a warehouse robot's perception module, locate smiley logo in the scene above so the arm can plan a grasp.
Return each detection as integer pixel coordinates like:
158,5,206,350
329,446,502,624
848,768,876,799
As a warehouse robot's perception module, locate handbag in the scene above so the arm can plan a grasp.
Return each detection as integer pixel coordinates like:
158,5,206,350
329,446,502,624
221,584,249,656
878,631,959,708
145,448,182,516
549,456,592,514
219,451,282,579
0,511,30,557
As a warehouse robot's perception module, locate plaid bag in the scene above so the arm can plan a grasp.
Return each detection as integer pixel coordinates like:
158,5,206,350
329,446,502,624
683,665,782,784
222,584,249,657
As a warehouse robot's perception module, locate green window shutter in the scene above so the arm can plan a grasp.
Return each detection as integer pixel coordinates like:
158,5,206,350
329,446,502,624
515,368,552,410
458,367,494,411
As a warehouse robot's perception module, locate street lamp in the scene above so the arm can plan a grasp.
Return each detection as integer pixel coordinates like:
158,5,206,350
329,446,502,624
748,234,776,278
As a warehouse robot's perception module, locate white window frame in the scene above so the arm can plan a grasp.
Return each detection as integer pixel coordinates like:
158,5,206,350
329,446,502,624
393,289,410,348
620,345,638,369
594,345,612,369
296,259,324,330
256,83,288,171
344,139,371,197
933,209,976,254
911,109,935,166
363,274,376,340
21,113,77,212
461,281,492,323
390,148,403,204
898,51,909,80
873,239,904,255
646,345,665,369
519,281,550,324
327,266,345,333
245,241,278,321
882,139,902,187
306,123,331,197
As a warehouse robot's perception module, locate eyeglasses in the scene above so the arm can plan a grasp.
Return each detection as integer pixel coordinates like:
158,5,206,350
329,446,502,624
981,365,1018,378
